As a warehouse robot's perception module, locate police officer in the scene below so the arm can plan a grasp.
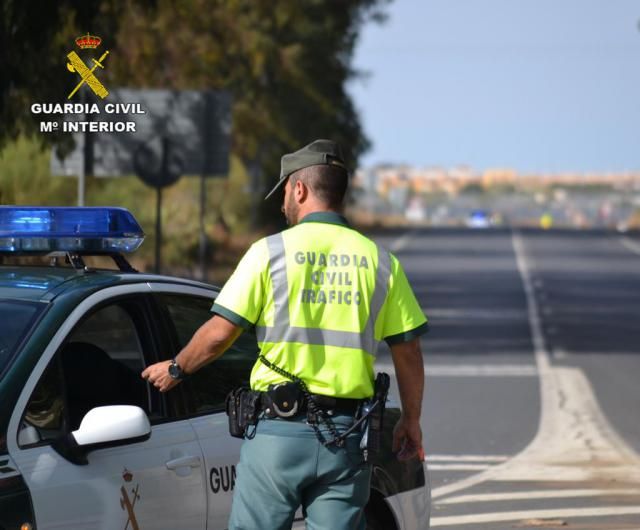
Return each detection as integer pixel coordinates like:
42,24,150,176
142,139,428,529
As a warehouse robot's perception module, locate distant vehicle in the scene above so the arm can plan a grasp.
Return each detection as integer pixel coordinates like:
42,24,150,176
466,210,491,228
0,206,430,530
540,213,553,230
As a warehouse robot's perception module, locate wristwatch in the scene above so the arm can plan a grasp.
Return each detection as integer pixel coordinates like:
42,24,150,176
168,358,186,380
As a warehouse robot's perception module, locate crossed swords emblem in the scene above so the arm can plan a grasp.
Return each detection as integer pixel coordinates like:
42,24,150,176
120,484,141,530
66,50,110,100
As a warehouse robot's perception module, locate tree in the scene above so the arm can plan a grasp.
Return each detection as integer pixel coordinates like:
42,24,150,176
0,0,125,146
1,0,390,226
112,0,389,225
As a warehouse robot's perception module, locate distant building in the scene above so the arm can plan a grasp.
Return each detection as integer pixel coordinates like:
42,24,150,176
354,165,640,197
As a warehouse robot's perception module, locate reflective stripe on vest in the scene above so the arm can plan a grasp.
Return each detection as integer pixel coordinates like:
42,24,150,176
254,233,391,356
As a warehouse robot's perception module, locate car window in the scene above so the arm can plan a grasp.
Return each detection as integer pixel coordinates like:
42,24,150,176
158,293,259,415
0,300,44,377
20,358,65,446
20,301,153,447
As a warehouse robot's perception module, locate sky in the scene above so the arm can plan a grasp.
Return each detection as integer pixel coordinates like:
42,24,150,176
348,0,640,173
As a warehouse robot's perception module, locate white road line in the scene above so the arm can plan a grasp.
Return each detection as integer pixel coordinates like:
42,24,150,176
552,348,568,359
426,365,537,377
431,231,640,501
426,308,528,320
376,363,538,377
430,506,640,527
512,232,550,373
428,455,509,463
389,230,416,253
437,488,640,504
429,464,492,471
620,236,640,255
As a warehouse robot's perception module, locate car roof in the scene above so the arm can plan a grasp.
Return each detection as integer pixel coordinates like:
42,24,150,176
0,266,217,303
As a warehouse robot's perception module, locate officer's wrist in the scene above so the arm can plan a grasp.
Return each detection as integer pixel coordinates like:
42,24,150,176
168,358,187,380
399,412,421,423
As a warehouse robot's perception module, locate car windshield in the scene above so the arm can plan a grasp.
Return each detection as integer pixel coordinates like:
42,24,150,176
0,300,44,376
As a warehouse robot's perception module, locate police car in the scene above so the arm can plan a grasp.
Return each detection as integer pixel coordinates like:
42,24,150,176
0,207,430,530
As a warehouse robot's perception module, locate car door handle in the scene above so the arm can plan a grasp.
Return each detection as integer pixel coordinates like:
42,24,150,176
165,455,202,470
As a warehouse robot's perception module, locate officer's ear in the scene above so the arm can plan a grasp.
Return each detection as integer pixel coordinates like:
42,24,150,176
293,178,309,202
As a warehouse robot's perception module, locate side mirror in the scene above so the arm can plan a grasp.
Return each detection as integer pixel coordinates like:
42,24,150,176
52,405,151,465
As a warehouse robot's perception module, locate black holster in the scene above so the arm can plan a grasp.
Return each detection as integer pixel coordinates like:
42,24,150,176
225,387,261,439
360,372,390,461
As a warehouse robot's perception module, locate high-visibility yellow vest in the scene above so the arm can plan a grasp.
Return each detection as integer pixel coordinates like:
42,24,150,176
213,212,428,398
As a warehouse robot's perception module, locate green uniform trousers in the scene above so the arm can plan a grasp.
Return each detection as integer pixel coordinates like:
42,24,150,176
228,413,372,530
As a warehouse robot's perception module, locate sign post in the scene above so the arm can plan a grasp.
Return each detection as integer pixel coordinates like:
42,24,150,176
51,89,232,276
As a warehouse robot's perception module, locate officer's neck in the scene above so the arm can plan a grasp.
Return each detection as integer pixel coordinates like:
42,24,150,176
295,203,342,225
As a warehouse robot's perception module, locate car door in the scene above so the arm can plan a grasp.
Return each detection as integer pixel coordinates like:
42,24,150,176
8,288,207,530
153,289,258,529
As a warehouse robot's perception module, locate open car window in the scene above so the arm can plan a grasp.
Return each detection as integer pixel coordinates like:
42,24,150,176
157,293,259,415
20,300,155,447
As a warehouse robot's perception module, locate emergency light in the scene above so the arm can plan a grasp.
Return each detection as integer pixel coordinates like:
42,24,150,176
0,207,144,253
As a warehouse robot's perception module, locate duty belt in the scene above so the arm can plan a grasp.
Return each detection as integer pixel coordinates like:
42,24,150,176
260,392,362,419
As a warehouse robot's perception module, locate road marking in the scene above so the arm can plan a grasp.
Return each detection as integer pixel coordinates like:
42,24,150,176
552,348,568,359
426,365,537,377
438,488,640,504
620,236,640,255
426,308,528,320
428,455,509,462
512,232,550,373
389,230,416,253
376,363,538,377
430,231,640,501
429,464,492,471
430,506,640,527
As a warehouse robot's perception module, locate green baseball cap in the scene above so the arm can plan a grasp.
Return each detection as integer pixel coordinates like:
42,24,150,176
264,139,348,200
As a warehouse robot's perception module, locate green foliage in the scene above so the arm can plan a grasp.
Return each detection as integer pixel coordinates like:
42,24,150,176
82,154,258,270
0,135,260,274
2,0,390,228
108,0,388,227
460,182,484,194
488,183,517,195
0,136,76,205
550,183,615,194
0,0,124,146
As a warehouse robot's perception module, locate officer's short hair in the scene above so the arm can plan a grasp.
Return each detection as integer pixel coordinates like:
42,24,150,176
290,164,349,209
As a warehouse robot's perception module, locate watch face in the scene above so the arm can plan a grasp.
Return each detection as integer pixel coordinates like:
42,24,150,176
169,362,181,379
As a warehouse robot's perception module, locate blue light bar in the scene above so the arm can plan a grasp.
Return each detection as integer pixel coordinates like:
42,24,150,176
0,207,145,253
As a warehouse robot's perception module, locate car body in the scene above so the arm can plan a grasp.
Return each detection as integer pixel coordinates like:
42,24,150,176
466,209,491,228
0,207,430,530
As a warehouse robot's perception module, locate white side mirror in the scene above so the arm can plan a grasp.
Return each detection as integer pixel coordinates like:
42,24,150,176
53,405,151,465
73,405,150,446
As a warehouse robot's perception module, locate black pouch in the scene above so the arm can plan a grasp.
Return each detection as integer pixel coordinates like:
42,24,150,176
225,387,261,438
263,382,304,419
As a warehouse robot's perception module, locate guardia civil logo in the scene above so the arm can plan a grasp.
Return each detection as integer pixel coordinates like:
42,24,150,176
66,33,110,99
30,33,144,134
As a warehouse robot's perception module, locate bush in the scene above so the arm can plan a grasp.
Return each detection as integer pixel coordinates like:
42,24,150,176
0,136,258,279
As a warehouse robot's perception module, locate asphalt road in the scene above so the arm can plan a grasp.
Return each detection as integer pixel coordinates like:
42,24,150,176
371,228,640,530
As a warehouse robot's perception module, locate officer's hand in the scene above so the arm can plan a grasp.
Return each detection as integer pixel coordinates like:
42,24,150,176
392,415,423,461
141,361,180,393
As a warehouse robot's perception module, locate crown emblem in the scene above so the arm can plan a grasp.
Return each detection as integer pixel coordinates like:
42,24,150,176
75,33,102,49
